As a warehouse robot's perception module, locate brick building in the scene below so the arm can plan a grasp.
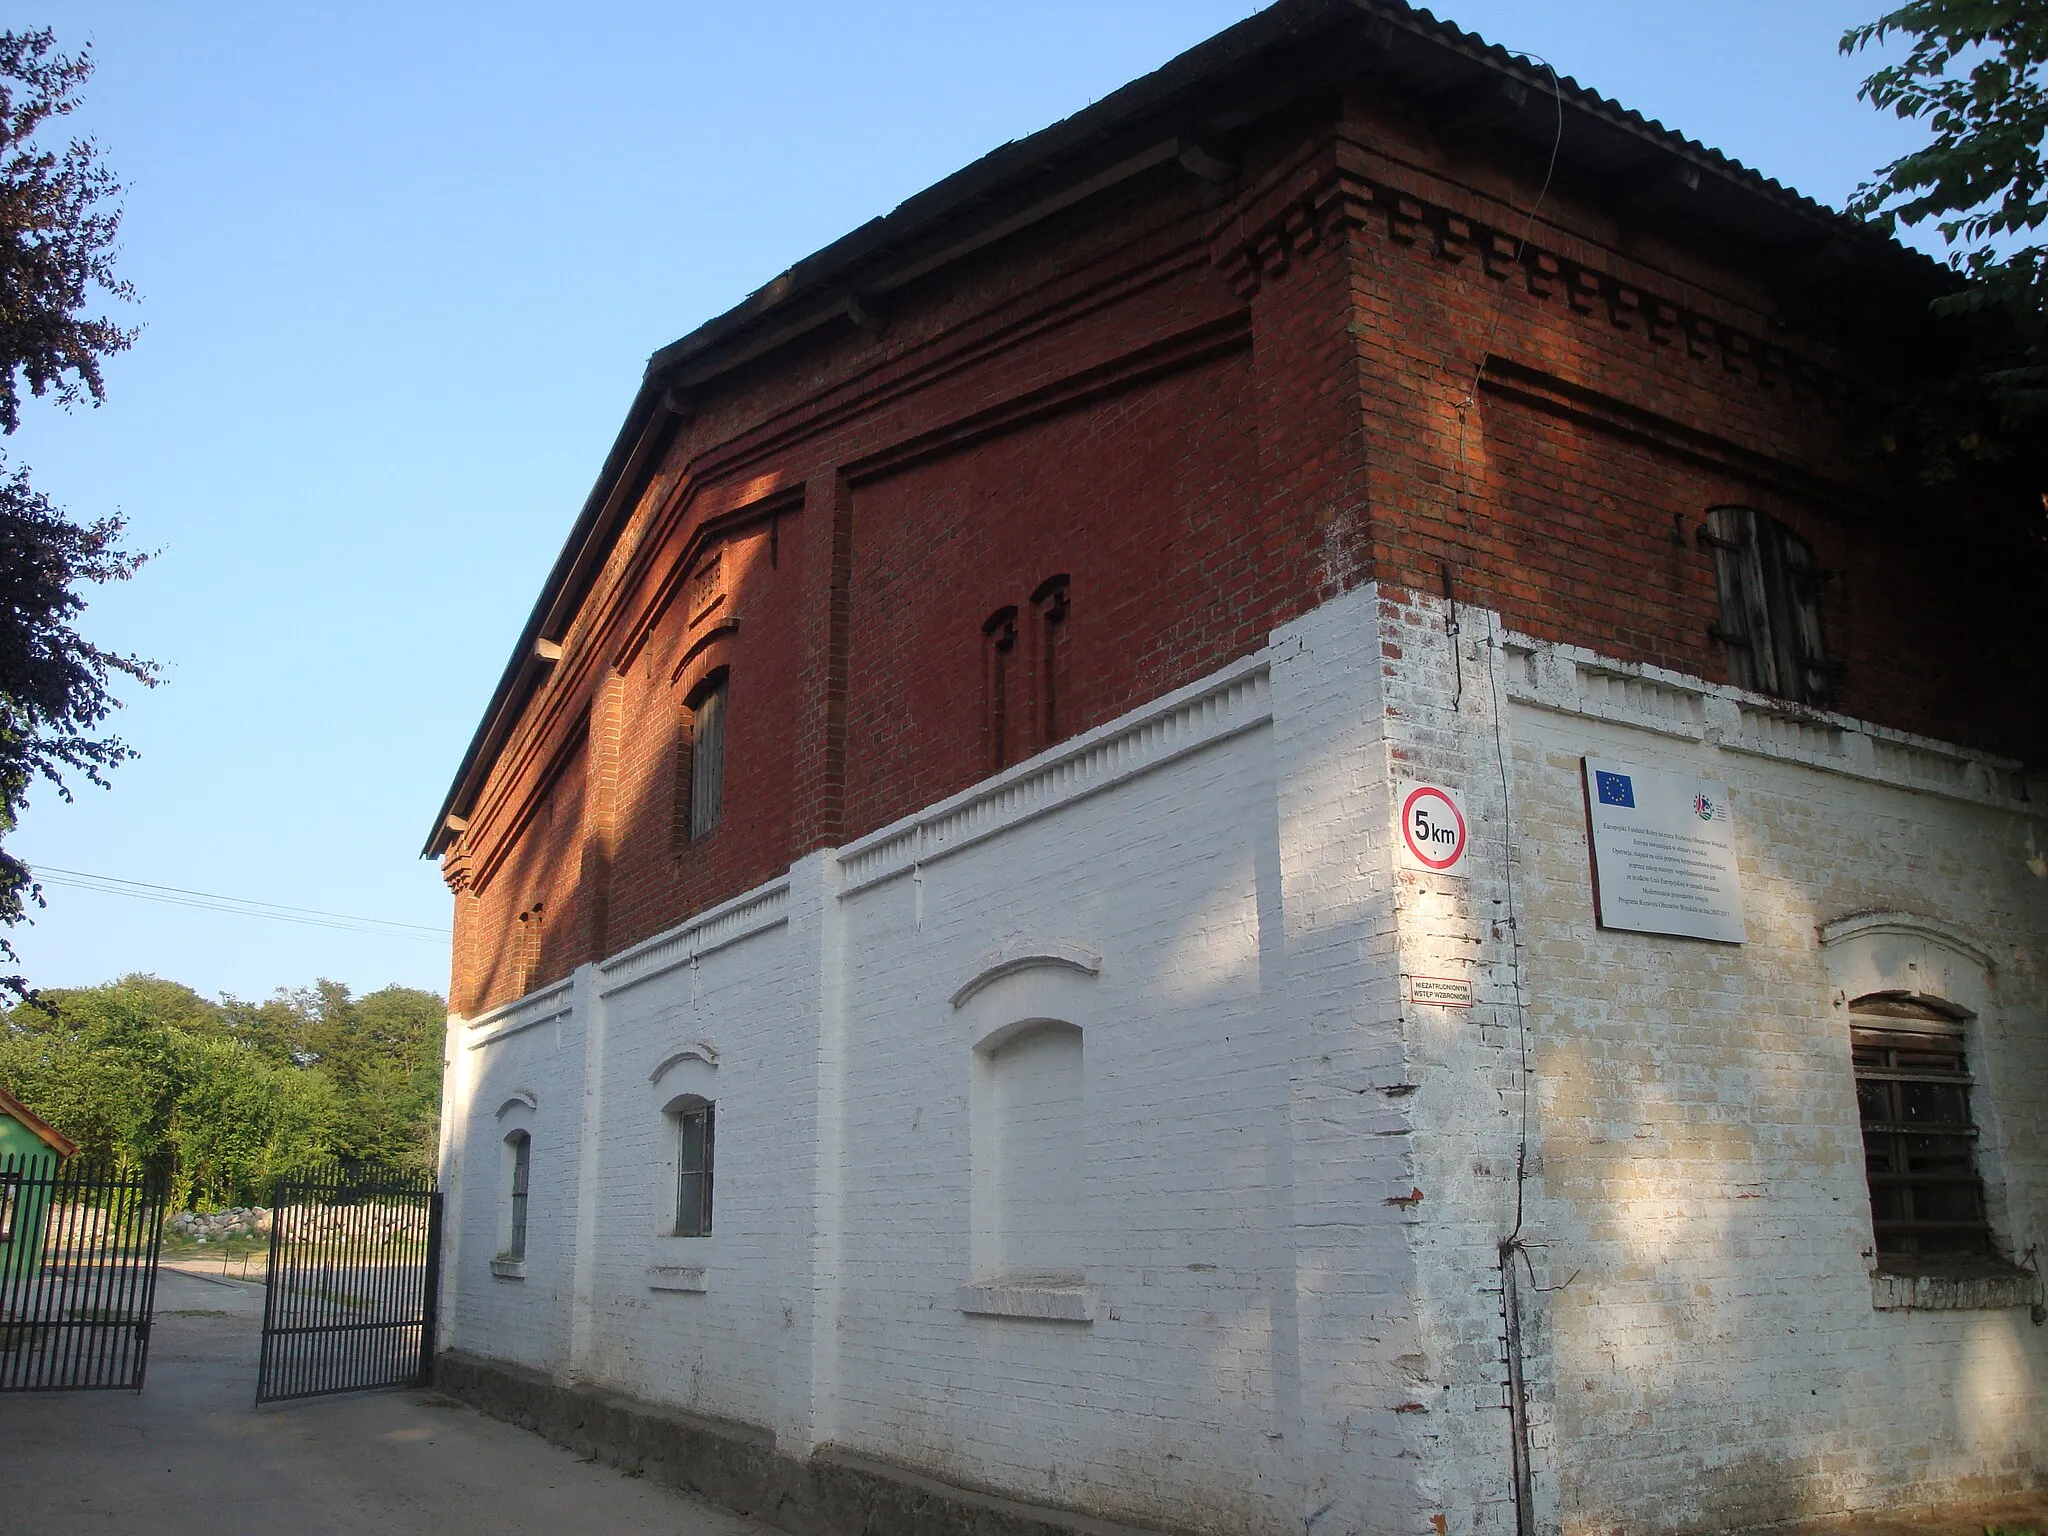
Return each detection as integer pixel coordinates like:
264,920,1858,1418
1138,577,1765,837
425,4,2048,1533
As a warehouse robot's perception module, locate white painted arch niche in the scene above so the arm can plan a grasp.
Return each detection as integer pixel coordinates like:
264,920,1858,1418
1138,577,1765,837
491,1091,537,1280
953,946,1101,1323
646,1044,718,1294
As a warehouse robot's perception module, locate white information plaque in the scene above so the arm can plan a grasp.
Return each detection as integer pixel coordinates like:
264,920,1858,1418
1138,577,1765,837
1405,974,1475,1008
1582,758,1745,944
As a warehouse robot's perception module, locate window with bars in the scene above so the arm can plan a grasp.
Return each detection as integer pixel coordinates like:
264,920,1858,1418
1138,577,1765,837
505,1130,531,1259
1851,997,1994,1265
673,1102,714,1238
0,1171,18,1243
1700,506,1833,706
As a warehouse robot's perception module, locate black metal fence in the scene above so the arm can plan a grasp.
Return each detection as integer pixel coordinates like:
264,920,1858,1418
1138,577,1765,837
256,1163,441,1405
0,1154,168,1392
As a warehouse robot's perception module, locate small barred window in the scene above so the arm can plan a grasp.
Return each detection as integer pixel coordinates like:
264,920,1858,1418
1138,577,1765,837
505,1130,531,1259
1851,997,1992,1264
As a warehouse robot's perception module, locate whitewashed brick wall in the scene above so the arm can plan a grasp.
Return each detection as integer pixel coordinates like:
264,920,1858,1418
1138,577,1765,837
439,582,2046,1536
1376,590,2048,1536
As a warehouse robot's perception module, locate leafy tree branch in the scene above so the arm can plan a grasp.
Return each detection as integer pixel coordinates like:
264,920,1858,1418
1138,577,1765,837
1843,2,2048,490
0,29,153,985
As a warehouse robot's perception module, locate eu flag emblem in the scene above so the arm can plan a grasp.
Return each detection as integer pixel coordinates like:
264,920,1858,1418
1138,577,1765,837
1595,770,1635,808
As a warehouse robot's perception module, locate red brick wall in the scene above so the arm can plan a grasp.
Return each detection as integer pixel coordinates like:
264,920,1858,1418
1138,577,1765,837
444,99,2044,1014
841,349,1260,840
457,732,589,1014
601,516,806,965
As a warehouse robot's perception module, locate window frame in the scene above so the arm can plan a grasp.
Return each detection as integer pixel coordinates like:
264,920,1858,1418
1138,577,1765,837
0,1169,18,1244
505,1129,531,1260
671,1100,715,1238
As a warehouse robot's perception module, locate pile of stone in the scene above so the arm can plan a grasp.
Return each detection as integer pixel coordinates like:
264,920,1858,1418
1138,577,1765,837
166,1207,272,1243
284,1204,427,1245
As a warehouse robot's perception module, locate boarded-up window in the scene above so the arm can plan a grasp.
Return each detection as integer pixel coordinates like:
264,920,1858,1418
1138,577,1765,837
1701,506,1832,705
687,677,727,841
1852,997,1993,1263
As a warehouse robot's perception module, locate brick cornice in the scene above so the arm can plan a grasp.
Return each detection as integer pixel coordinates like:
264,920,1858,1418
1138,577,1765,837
440,844,475,895
1209,139,1856,417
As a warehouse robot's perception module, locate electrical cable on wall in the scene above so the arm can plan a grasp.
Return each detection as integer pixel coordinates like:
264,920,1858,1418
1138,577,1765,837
1434,43,1562,1249
1430,48,1566,1536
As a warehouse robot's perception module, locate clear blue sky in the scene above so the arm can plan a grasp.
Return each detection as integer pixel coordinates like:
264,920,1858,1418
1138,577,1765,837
12,1,1932,1005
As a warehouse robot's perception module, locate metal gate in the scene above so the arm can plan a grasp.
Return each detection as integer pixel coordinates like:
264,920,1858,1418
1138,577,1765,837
255,1164,441,1405
0,1154,168,1391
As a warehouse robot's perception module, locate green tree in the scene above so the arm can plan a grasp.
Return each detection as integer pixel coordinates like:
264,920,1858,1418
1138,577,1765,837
2,973,446,1198
220,979,447,1169
1843,2,2048,491
0,974,215,1163
170,1035,337,1207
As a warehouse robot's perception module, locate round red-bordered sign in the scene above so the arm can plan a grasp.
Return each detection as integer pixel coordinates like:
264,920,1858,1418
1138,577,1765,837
1399,783,1468,872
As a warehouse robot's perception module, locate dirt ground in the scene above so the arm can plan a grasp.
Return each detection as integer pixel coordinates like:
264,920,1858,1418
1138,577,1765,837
1789,1494,2048,1536
0,1264,771,1536
6,1263,2038,1536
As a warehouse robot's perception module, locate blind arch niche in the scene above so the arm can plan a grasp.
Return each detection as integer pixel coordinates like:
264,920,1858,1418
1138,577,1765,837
955,948,1100,1294
973,1019,1084,1283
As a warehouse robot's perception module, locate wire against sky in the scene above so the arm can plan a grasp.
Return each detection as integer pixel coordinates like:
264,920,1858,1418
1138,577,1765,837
31,866,451,943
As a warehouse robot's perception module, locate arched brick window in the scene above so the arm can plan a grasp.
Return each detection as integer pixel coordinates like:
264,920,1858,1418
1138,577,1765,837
981,607,1019,773
516,903,545,996
652,1049,719,1241
1031,574,1070,751
672,668,729,851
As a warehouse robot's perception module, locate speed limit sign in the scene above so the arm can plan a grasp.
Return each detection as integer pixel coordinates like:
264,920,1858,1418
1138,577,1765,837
1397,781,1470,876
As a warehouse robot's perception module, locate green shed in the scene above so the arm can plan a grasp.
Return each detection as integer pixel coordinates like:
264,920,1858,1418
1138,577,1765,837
0,1085,76,1281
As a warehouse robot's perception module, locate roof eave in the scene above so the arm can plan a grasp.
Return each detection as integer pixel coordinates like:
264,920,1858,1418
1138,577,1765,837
0,1085,78,1159
426,0,1937,857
